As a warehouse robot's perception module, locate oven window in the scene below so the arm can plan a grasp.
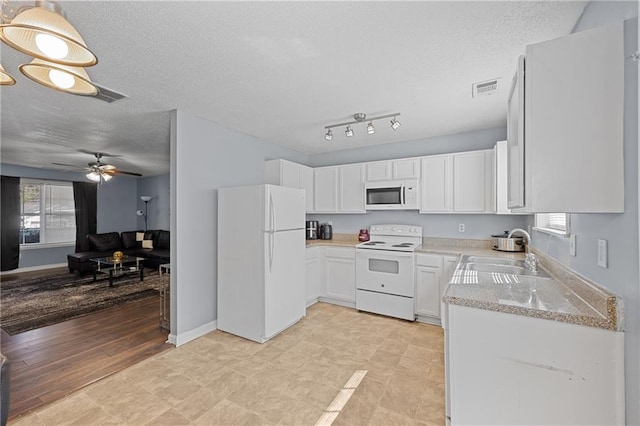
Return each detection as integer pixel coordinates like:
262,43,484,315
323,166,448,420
368,258,399,274
367,187,401,205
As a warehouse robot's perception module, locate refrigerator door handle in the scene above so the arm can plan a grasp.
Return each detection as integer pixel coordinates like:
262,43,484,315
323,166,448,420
269,192,276,232
269,232,274,271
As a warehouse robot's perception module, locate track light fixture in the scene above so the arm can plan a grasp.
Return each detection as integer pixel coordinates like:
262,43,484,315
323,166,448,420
325,129,333,141
324,112,400,141
345,126,354,137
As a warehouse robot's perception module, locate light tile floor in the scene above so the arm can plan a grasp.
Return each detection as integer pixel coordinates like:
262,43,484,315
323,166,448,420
11,303,445,425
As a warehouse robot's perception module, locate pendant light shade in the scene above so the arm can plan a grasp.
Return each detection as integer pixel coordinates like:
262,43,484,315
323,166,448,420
0,4,97,67
19,58,98,95
0,63,16,85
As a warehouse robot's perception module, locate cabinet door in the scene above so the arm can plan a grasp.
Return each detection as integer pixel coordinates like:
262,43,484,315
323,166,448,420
299,165,314,213
441,256,459,298
453,151,487,212
524,23,623,212
314,167,338,212
281,160,300,188
306,252,321,305
366,161,392,181
325,257,356,302
415,266,441,318
339,164,365,213
393,158,419,179
420,155,451,212
507,56,525,209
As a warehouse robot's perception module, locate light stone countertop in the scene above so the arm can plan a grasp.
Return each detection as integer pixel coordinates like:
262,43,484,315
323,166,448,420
306,234,622,331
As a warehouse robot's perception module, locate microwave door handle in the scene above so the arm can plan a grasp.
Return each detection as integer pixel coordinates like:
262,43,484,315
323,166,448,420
401,184,406,205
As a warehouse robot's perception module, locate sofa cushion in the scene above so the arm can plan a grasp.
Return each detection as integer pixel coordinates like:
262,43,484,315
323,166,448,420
156,230,170,249
148,249,170,261
68,251,109,262
121,231,140,249
87,232,122,252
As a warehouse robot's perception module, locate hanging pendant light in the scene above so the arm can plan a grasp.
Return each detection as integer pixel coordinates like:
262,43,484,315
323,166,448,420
0,1,97,67
0,63,16,85
19,58,98,95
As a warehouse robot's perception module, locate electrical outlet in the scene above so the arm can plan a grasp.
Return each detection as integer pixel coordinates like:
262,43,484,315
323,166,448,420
569,234,576,257
458,224,465,233
597,239,608,268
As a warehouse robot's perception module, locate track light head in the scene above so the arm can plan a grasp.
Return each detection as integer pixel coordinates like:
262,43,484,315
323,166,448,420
367,122,375,135
325,129,333,141
390,117,401,130
345,126,354,137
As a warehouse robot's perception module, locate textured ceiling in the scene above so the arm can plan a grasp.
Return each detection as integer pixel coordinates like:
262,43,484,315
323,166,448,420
0,1,587,177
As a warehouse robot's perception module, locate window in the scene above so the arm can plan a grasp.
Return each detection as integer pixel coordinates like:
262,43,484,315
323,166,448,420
20,180,76,246
534,213,569,236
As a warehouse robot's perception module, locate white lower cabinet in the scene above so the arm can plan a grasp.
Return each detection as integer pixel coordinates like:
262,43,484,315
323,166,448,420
415,253,460,324
324,247,356,305
305,246,324,307
446,304,625,425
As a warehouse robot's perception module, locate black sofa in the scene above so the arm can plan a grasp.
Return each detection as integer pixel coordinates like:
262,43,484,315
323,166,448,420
67,230,170,274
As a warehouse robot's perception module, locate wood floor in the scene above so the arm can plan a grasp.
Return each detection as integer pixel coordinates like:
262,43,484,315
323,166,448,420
1,275,173,421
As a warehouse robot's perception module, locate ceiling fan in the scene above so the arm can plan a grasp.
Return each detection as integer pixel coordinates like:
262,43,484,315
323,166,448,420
53,152,142,184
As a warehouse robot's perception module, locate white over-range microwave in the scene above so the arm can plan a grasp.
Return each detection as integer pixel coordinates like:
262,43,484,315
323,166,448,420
365,179,419,210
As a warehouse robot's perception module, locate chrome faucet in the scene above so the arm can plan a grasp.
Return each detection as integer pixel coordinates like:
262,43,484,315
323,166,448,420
507,228,538,272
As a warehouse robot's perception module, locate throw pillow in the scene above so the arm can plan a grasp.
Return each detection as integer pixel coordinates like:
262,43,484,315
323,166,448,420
136,232,145,242
142,239,153,249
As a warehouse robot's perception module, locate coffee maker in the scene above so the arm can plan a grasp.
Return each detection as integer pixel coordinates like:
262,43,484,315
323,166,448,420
306,221,319,240
320,223,333,240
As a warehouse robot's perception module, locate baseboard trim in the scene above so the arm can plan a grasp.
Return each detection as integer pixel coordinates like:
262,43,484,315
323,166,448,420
172,320,217,347
416,315,442,327
318,296,356,309
0,263,67,276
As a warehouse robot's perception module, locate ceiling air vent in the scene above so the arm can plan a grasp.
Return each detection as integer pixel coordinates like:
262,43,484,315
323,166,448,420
472,78,500,98
92,84,129,103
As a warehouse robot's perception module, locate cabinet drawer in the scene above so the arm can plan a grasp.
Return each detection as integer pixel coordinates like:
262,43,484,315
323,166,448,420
416,253,441,268
325,247,355,259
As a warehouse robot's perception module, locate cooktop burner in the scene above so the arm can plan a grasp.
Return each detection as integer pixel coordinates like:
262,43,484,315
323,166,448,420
362,241,385,245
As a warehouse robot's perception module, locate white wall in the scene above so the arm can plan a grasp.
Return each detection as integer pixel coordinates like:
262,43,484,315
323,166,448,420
170,110,307,345
529,3,639,424
307,127,529,238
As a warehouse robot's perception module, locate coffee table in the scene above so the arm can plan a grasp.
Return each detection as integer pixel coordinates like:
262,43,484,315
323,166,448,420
90,256,145,287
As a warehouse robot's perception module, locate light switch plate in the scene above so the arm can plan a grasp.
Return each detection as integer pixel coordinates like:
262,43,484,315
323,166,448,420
569,234,576,256
597,239,608,268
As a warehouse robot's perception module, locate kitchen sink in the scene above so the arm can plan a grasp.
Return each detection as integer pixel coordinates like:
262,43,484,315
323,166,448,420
465,256,522,266
465,263,527,274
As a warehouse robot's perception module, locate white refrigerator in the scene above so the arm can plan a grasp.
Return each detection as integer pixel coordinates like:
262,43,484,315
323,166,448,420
217,184,306,343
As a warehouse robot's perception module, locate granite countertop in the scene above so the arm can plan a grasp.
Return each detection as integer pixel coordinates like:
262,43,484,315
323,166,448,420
306,234,622,331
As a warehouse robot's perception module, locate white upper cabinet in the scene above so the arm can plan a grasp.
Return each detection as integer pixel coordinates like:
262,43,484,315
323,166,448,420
392,158,420,179
265,159,315,212
314,166,338,213
366,161,392,181
366,158,420,182
420,150,494,214
339,164,366,213
453,150,494,213
511,22,624,213
420,155,451,213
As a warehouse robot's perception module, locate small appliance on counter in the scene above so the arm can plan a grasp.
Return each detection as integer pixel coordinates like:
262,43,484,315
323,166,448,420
320,223,333,240
358,229,370,242
491,231,525,252
306,220,319,240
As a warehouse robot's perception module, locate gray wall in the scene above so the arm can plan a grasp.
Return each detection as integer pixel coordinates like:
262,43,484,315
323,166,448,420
171,109,307,344
307,126,528,237
137,174,170,231
0,163,137,268
529,3,639,424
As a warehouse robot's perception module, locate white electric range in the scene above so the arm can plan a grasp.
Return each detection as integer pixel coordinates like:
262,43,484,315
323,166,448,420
355,224,422,320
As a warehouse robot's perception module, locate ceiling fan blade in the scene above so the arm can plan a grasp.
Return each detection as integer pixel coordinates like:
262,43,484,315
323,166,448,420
113,170,143,177
52,162,82,168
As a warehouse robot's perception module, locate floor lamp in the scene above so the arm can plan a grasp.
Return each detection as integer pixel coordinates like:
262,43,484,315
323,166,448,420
136,196,152,231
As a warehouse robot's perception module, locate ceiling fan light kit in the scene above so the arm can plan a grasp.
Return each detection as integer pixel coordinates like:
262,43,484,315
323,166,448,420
0,0,98,95
324,112,401,141
0,63,16,85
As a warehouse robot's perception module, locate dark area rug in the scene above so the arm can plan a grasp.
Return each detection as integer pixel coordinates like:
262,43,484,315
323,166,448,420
1,270,161,335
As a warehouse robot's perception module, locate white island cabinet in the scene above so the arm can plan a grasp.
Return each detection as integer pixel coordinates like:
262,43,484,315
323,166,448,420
445,304,625,425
